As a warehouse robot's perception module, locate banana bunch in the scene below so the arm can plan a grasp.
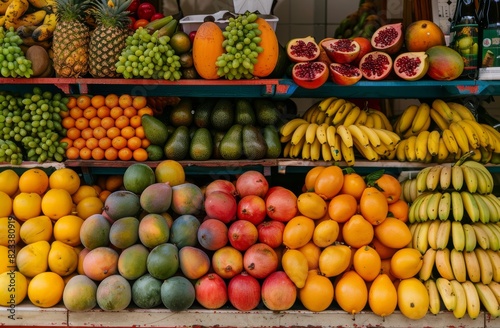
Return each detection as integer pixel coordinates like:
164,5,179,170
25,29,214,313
280,97,398,164
0,0,57,47
394,100,500,164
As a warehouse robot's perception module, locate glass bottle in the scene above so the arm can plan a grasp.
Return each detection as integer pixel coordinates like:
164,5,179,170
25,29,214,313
479,0,500,77
450,0,480,78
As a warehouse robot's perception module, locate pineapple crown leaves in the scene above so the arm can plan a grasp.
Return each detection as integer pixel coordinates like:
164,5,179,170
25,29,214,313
56,0,93,21
90,0,132,28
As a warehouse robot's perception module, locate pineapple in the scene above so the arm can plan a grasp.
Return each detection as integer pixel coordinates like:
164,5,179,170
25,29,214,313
52,0,91,77
89,0,132,77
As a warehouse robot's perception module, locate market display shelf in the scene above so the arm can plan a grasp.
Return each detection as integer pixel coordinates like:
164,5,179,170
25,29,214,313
3,78,500,99
0,302,494,328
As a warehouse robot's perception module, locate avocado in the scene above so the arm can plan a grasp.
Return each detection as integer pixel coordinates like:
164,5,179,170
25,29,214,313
253,98,280,126
263,125,282,159
242,124,268,160
235,98,256,125
189,128,213,161
194,98,216,128
219,124,243,160
164,125,190,160
146,144,164,161
211,130,226,159
169,98,194,127
210,98,234,131
141,114,169,146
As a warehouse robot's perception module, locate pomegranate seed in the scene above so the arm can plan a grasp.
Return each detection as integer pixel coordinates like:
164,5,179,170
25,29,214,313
332,65,360,77
295,62,325,79
290,40,318,58
395,57,421,77
373,27,398,48
361,54,391,78
332,39,356,52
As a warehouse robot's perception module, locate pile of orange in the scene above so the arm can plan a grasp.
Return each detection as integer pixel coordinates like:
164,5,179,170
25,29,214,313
62,94,154,162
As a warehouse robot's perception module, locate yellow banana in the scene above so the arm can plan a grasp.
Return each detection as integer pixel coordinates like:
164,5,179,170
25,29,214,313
357,125,380,148
450,279,467,319
442,128,459,154
482,124,500,152
451,221,465,251
302,102,320,122
449,122,471,153
325,98,346,117
353,139,379,161
347,124,369,148
482,195,500,223
423,279,441,315
4,0,29,23
462,166,478,194
395,138,407,162
426,165,443,191
365,114,375,128
439,164,452,190
486,249,500,283
305,123,318,144
437,137,450,163
326,125,336,148
477,222,499,251
310,137,321,161
416,220,431,254
340,137,355,166
451,164,464,191
371,128,393,148
432,98,455,122
9,9,46,28
0,0,14,15
475,193,492,224
449,108,464,123
27,0,56,9
462,280,481,319
332,102,354,126
456,120,480,149
353,108,368,125
315,123,328,145
447,102,476,121
474,282,500,317
450,248,467,282
488,280,500,303
309,107,322,124
396,104,419,135
427,219,442,249
475,247,494,284
32,12,57,41
424,130,440,157
330,134,343,162
282,140,292,158
461,160,494,192
369,109,393,131
291,136,306,158
472,222,490,249
370,111,385,129
321,142,332,161
438,192,451,221
411,102,431,134
0,15,5,26
436,277,457,311
463,191,481,223
430,107,451,131
465,249,482,283
414,130,430,162
436,220,452,250
463,223,477,252
315,110,327,124
317,96,338,112
280,118,309,137
404,135,418,162
291,122,309,146
427,192,442,221
419,248,436,281
463,119,489,148
301,141,311,160
336,124,353,148
342,105,361,127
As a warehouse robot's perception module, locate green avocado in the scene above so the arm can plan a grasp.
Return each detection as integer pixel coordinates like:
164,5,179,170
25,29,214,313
263,125,282,158
210,98,234,131
235,98,256,125
242,124,268,160
141,114,169,146
219,124,243,160
189,128,213,161
164,125,190,160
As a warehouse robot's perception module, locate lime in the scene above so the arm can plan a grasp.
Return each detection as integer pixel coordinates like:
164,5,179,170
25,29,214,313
146,144,164,161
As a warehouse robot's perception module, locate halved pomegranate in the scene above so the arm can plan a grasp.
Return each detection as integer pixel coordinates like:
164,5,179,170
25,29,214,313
329,63,362,86
352,36,373,65
286,36,320,62
370,23,404,55
292,61,329,89
359,51,393,81
321,38,360,64
393,52,429,81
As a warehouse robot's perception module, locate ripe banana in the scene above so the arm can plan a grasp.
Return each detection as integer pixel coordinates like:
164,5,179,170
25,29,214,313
425,279,441,315
0,0,14,15
450,248,467,283
326,125,336,147
316,123,328,145
461,160,494,193
474,194,492,224
301,141,311,160
413,130,430,162
488,280,500,303
447,102,476,121
27,0,56,8
325,98,346,117
396,104,419,135
451,164,464,191
486,249,500,283
451,190,464,222
450,279,467,319
353,139,379,161
370,111,385,129
462,280,481,319
369,109,393,131
315,111,327,124
462,191,480,223
426,165,443,191
32,12,57,42
7,9,46,29
426,192,442,221
353,108,368,125
428,219,442,250
437,137,451,163
456,120,481,149
347,124,369,148
432,99,455,122
419,248,437,281
340,142,355,166
405,135,418,162
436,220,452,250
302,102,320,122
342,105,361,127
462,223,477,252
464,249,482,283
438,192,451,221
475,247,494,284
415,167,432,194
358,124,381,148
425,130,440,157
475,282,500,317
332,102,354,126
305,123,318,144
336,124,353,148
395,139,407,162
291,122,309,146
310,137,321,161
331,134,343,162
4,0,29,23
416,220,432,254
318,96,338,112
290,136,306,158
418,193,433,222
282,141,292,158
442,128,459,154
430,107,451,131
461,166,478,194
439,164,452,191
451,221,465,251
464,119,489,148
280,118,309,137
436,277,457,311
411,102,431,134
482,195,500,223
449,122,471,153
321,142,332,162
479,222,500,251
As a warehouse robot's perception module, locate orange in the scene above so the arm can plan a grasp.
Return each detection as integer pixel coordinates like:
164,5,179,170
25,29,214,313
92,126,107,140
0,271,27,306
132,96,147,109
314,165,344,200
97,105,111,118
138,106,153,116
375,174,402,204
80,128,94,140
335,270,368,315
98,190,111,202
123,106,137,118
53,215,84,246
352,245,381,282
374,217,412,249
0,169,19,197
297,192,327,219
91,147,105,160
112,136,127,150
105,175,123,191
370,237,398,260
60,109,70,118
101,116,115,130
328,194,358,223
66,147,80,159
342,214,374,249
72,185,99,204
118,147,133,161
282,215,315,249
90,95,105,108
85,137,99,150
105,94,119,108
127,136,142,150
62,116,75,129
66,127,81,140
104,147,118,161
115,115,130,129
28,271,65,308
119,94,133,109
141,138,151,148
49,168,80,195
41,188,73,220
110,106,124,119
304,166,325,192
75,117,89,130
66,97,77,109
19,169,49,195
73,137,86,149
83,106,97,120
98,137,112,150
76,95,91,109
69,107,83,120
121,126,135,139
387,199,409,223
155,159,185,186
299,270,334,312
130,115,142,128
76,196,104,220
341,172,367,201
106,126,120,139
0,191,12,217
389,248,423,279
59,137,73,148
318,243,352,278
79,147,92,160
89,116,102,129
135,126,145,138
92,184,102,195
359,187,388,225
13,192,42,221
368,273,398,318
132,148,148,162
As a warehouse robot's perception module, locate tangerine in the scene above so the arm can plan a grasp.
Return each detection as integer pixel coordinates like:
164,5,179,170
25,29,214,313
314,165,344,200
387,199,409,223
91,95,105,108
155,160,185,186
342,214,374,248
328,193,358,223
49,168,80,195
119,95,133,109
304,166,325,192
105,94,119,108
76,95,91,110
375,174,402,204
118,148,133,161
341,172,366,201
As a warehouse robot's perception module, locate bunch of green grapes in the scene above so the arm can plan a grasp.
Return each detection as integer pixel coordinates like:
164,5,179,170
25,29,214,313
0,139,22,165
0,27,33,78
216,12,263,80
0,87,69,163
115,28,182,81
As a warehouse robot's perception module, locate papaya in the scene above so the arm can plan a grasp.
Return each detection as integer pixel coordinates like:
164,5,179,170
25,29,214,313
192,22,224,80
